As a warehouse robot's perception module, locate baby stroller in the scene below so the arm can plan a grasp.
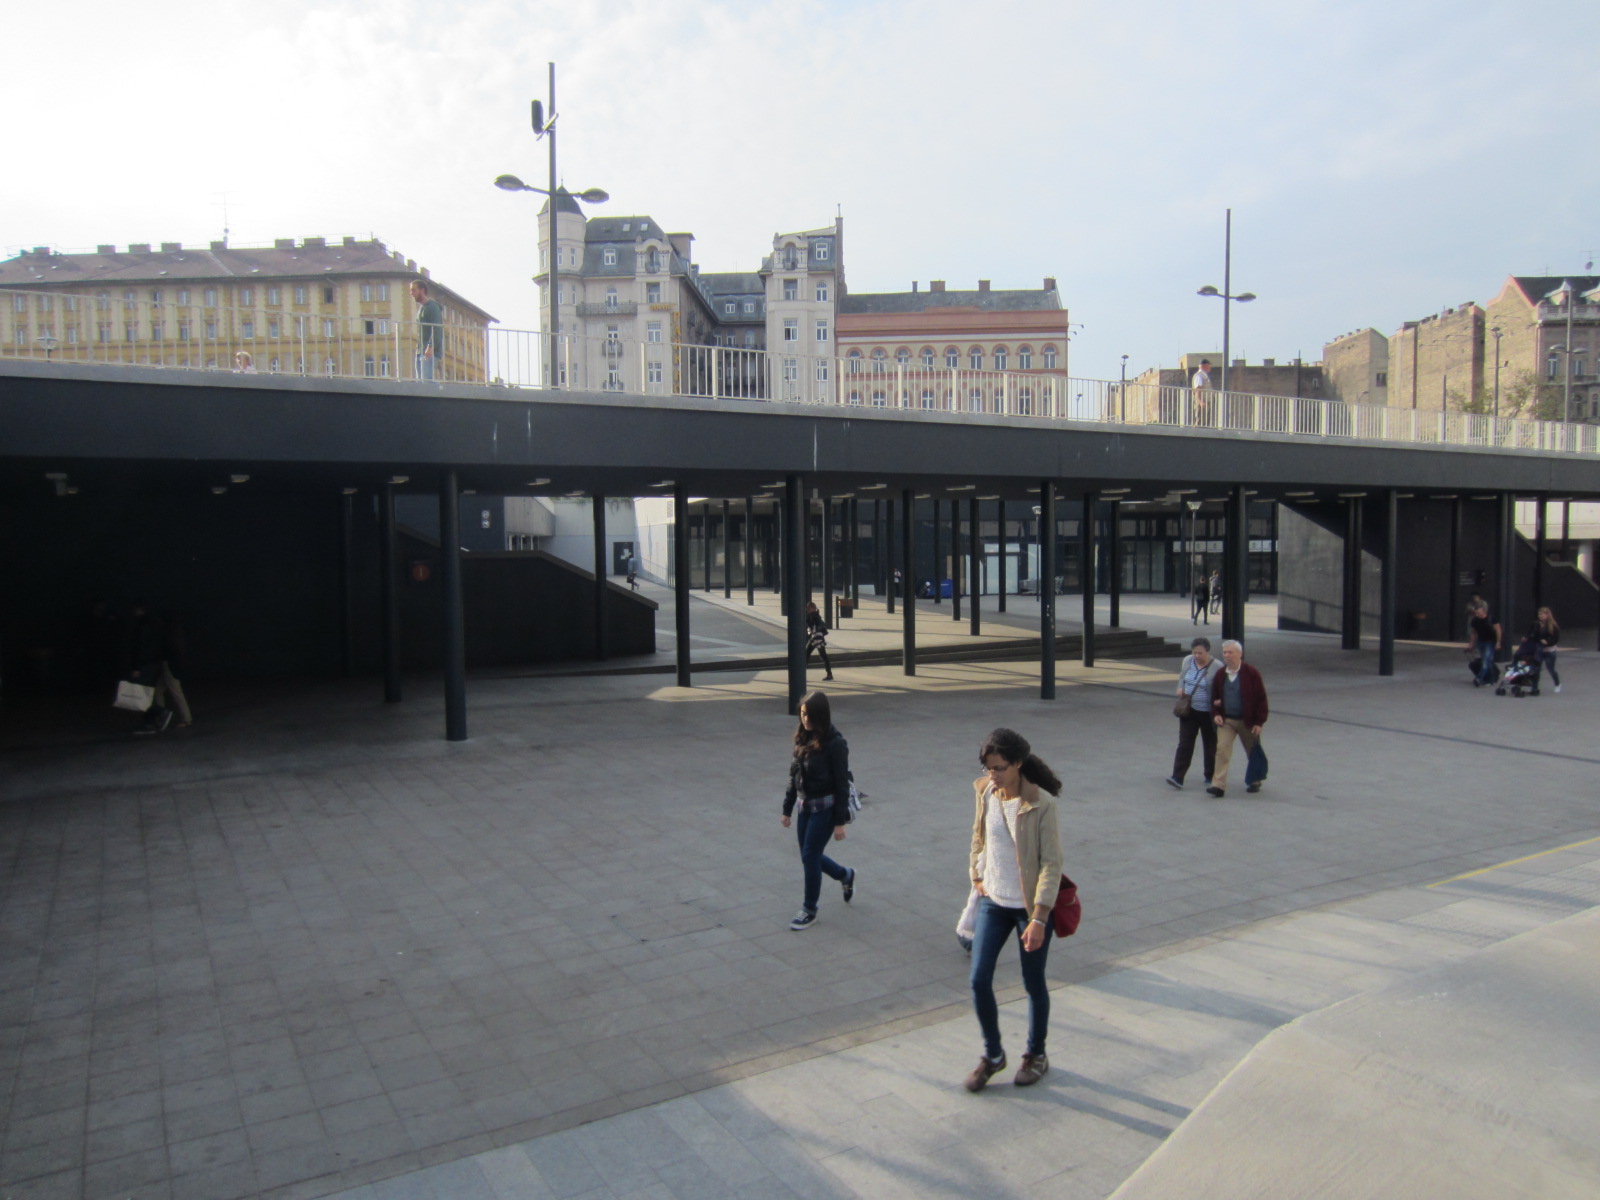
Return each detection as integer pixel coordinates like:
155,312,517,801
1496,639,1542,697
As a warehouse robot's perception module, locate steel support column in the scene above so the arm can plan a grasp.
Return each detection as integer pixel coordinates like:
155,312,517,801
785,475,807,711
439,469,467,742
1342,497,1363,650
1534,497,1546,612
932,499,943,605
380,483,401,703
1447,497,1462,643
1379,489,1397,677
998,499,1008,612
952,499,962,621
702,505,712,593
1497,492,1514,663
722,499,731,599
901,489,916,675
886,498,896,615
340,492,356,676
745,495,756,607
1081,490,1097,667
969,496,981,637
1223,484,1248,643
592,494,607,660
821,494,834,626
1040,483,1057,699
1108,498,1122,627
674,484,691,688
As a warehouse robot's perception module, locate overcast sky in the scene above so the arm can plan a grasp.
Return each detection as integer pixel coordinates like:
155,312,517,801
5,0,1595,381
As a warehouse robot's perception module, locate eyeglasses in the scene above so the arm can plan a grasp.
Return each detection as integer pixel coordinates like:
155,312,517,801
981,762,1012,774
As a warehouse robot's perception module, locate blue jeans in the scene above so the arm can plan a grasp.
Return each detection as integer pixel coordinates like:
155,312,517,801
795,804,846,914
416,351,436,381
1475,641,1497,683
969,897,1053,1059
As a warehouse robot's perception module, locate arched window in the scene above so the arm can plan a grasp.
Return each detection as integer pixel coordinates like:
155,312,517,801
896,347,911,368
945,346,959,369
920,347,935,368
847,349,863,375
871,348,887,374
994,346,1008,371
1018,345,1033,370
1042,345,1058,369
969,347,983,370
848,389,862,405
871,389,887,407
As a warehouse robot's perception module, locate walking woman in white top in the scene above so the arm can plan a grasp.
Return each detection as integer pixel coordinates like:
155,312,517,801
965,728,1064,1092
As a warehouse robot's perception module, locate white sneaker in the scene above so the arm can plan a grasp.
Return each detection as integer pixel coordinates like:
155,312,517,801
1555,685,1562,693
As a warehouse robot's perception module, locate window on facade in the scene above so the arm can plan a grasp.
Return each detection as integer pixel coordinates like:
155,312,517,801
294,286,307,305
606,287,619,310
171,291,186,306
95,291,109,311
647,321,662,343
744,331,756,347
66,326,79,344
814,360,830,382
725,301,736,314
896,348,910,367
324,358,337,376
322,286,336,304
11,294,25,313
921,388,934,409
1042,345,1058,369
97,323,110,343
268,319,280,338
783,358,799,382
871,390,886,407
970,387,983,411
783,279,798,301
847,350,862,374
816,282,830,302
1375,371,1387,386
149,289,163,304
241,320,254,338
784,319,799,342
264,287,279,306
238,287,253,306
646,250,660,273
606,324,620,342
816,320,829,342
361,283,374,301
126,323,139,342
205,320,218,339
871,349,887,373
379,355,390,377
946,347,959,369
848,390,861,405
603,247,617,266
647,361,663,384
994,347,1007,371
177,321,190,341
269,356,282,373
815,241,831,261
783,248,798,270
1018,346,1032,369
322,318,336,337
970,347,983,370
150,322,163,341
364,355,376,377
647,282,662,303
743,301,755,314
123,290,137,308
921,348,935,367
378,283,390,301
363,318,389,335
607,369,621,390
1548,355,1560,380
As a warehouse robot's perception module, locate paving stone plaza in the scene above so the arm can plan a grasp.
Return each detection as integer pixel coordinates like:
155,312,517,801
4,594,1599,1199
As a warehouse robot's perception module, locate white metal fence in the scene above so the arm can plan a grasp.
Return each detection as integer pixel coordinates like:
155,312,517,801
4,286,1597,455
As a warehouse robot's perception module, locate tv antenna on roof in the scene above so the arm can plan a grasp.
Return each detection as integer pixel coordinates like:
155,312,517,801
213,191,236,247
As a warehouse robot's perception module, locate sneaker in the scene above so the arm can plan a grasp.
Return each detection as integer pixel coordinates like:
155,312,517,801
789,909,817,931
1205,786,1224,797
1165,775,1183,790
964,1053,1006,1093
1246,782,1261,794
1555,685,1562,694
1014,1052,1049,1086
156,710,174,732
841,868,856,904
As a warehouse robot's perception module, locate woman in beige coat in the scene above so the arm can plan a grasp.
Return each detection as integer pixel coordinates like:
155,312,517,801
964,728,1064,1093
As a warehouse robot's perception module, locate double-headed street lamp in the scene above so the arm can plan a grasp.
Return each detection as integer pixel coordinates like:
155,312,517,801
494,61,608,390
1197,208,1256,396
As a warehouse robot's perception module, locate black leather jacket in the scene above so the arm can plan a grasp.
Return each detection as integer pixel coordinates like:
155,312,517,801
782,726,851,819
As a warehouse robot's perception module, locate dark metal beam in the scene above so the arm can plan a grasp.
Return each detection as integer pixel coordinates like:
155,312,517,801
1342,496,1363,650
722,499,732,599
1040,481,1056,700
1081,490,1097,667
380,482,401,704
1497,491,1514,664
969,496,981,637
1108,498,1122,628
675,484,691,688
1379,488,1397,676
340,492,356,676
785,475,807,711
592,493,607,661
998,499,1008,613
952,499,962,622
821,494,833,626
901,489,916,675
745,494,755,607
439,469,467,741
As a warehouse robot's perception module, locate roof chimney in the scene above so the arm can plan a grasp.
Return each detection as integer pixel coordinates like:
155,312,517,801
930,280,946,292
911,281,918,293
210,241,226,251
275,238,295,249
161,242,181,252
128,243,151,254
302,236,326,248
977,280,991,293
96,244,114,255
1043,277,1057,292
30,246,49,255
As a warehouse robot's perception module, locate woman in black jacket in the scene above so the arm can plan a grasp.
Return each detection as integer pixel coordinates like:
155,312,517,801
1529,607,1561,694
804,601,834,680
780,690,854,930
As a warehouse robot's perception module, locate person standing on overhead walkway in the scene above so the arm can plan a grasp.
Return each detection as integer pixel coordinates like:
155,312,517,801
411,279,445,381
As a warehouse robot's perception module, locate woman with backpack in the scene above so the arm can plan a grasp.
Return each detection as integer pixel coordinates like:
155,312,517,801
780,690,855,931
964,728,1064,1093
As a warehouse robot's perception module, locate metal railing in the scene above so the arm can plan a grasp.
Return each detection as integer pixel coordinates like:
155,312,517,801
3,286,1597,455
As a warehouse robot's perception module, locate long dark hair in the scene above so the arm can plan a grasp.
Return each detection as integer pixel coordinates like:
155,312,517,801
794,690,833,757
979,728,1061,797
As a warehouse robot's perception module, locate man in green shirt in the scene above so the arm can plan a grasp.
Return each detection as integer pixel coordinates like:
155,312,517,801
410,279,445,380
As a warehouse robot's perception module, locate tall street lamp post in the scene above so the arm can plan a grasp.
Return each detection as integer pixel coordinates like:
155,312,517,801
1119,354,1128,422
1197,208,1256,396
494,61,609,390
1491,325,1502,421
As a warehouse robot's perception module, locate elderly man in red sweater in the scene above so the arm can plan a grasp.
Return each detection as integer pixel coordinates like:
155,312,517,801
1208,639,1268,796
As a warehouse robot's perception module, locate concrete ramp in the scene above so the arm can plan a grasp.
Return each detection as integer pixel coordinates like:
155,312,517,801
1111,907,1600,1199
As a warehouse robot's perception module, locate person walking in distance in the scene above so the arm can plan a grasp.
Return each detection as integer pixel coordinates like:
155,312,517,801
1466,604,1501,687
804,601,834,681
1191,574,1210,624
1191,358,1213,423
779,691,855,931
1168,637,1222,790
1209,569,1223,619
411,279,445,381
1528,606,1561,694
1208,640,1269,796
965,728,1064,1093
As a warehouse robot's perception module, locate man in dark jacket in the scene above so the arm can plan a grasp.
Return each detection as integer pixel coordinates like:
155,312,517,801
1208,639,1268,796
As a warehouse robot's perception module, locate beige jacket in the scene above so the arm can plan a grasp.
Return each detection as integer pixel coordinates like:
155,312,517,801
969,777,1064,916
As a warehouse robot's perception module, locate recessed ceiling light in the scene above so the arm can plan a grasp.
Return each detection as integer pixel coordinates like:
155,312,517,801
948,484,976,492
390,475,410,485
44,472,67,481
230,474,250,484
977,494,1000,501
760,480,784,488
860,483,887,490
212,486,227,495
1285,491,1315,497
1171,488,1198,495
915,493,931,499
527,477,551,486
1337,492,1367,498
1102,487,1131,495
649,480,675,488
342,487,358,495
